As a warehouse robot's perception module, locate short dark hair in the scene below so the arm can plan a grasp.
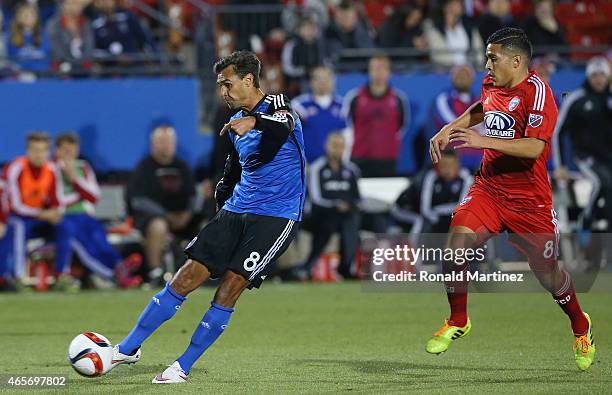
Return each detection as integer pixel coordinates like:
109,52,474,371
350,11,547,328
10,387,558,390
213,51,261,88
55,131,79,147
486,27,532,61
26,131,50,146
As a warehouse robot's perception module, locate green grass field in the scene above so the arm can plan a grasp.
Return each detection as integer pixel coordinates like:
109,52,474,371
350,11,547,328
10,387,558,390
1,281,610,394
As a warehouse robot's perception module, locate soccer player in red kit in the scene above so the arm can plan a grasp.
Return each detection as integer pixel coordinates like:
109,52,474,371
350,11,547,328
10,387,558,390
427,28,595,371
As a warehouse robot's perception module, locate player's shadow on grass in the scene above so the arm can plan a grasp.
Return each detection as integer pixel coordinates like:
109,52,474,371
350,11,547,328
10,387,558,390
294,359,609,389
295,358,578,376
74,364,189,386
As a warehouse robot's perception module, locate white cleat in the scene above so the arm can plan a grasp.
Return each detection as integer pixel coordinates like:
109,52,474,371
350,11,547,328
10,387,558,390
106,345,141,373
152,361,188,384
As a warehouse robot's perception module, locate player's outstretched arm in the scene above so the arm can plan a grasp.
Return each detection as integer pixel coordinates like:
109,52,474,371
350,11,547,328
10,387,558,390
430,102,484,164
449,127,545,159
219,96,296,140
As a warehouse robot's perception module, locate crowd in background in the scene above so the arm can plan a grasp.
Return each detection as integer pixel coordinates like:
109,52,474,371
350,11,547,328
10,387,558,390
1,0,607,80
0,0,610,291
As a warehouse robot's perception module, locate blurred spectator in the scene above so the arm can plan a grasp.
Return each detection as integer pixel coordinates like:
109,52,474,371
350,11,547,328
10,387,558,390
477,0,517,43
343,55,409,177
531,56,556,83
0,9,6,67
300,133,361,279
54,132,142,289
6,3,50,71
46,0,94,70
0,175,7,263
431,64,481,170
377,4,427,51
127,126,196,285
416,149,472,232
165,0,189,55
82,0,103,20
392,149,472,235
324,0,374,62
0,177,9,291
260,62,285,94
0,132,62,287
0,178,7,237
220,0,283,51
522,0,565,57
281,17,326,93
2,0,57,26
262,28,287,66
423,0,484,67
282,0,329,33
292,66,346,163
553,57,612,231
91,0,156,59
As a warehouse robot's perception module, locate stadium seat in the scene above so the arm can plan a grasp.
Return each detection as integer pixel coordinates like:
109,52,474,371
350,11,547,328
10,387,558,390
556,1,612,59
357,177,410,211
95,185,143,245
26,239,55,291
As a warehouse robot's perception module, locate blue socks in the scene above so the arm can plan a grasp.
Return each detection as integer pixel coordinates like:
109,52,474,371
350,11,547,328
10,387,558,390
117,285,234,374
176,302,234,374
118,283,186,355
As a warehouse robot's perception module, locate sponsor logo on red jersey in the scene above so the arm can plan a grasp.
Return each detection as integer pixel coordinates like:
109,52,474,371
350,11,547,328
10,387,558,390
484,111,516,139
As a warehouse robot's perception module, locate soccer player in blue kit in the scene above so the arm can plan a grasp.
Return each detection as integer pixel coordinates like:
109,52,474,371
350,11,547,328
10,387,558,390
107,51,306,383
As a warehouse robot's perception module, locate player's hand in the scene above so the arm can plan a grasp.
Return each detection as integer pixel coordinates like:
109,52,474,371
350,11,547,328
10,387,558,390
336,201,351,213
429,125,452,164
58,159,77,182
220,116,256,137
449,127,487,150
39,209,63,225
0,222,6,239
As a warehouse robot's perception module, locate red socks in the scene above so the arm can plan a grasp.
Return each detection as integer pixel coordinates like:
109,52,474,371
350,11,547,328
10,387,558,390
445,264,469,327
443,266,588,335
447,292,468,327
552,271,589,336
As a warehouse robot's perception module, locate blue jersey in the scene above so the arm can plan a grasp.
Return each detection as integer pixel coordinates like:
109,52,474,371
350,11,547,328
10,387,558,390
223,94,306,221
292,93,346,163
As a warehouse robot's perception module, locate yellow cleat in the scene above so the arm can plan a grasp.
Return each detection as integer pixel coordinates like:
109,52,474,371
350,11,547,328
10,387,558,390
574,312,595,371
425,318,471,355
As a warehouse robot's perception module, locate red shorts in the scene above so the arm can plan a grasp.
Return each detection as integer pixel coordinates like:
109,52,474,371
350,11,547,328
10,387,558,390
451,184,559,271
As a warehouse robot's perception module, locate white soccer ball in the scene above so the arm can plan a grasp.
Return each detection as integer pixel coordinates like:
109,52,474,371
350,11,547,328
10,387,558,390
68,332,113,377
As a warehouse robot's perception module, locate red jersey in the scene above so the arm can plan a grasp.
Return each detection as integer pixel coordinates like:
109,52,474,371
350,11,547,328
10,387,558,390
476,71,558,210
346,86,407,160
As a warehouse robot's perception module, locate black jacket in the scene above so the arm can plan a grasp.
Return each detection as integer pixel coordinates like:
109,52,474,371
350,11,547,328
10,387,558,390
308,157,361,213
127,156,196,216
556,81,612,164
